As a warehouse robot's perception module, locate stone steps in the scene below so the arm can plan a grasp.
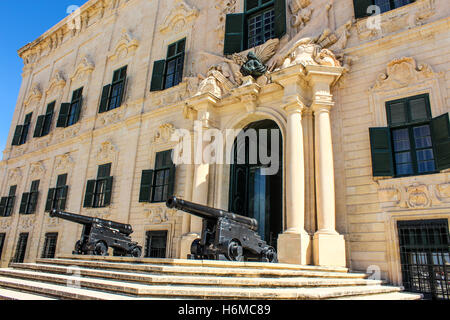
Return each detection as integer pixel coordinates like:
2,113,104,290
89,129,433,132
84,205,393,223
330,292,423,300
0,287,56,300
0,256,422,300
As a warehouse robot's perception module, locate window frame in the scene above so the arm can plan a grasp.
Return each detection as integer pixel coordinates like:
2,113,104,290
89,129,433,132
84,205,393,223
41,232,58,259
20,180,40,215
144,230,168,258
151,151,174,203
163,38,186,90
386,94,438,177
0,233,5,260
42,101,55,136
11,232,28,263
1,185,17,217
67,87,83,127
244,0,275,50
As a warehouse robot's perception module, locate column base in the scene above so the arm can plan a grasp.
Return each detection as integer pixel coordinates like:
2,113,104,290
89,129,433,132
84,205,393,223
178,233,200,260
277,232,312,265
313,232,346,267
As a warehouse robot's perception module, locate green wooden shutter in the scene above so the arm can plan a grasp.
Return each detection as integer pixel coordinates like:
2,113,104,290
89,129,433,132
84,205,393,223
29,192,39,214
274,0,287,39
59,186,68,211
56,103,70,127
369,127,394,177
167,165,176,199
0,197,7,216
33,115,45,138
119,77,127,107
45,188,56,212
73,98,82,124
103,177,114,206
353,0,374,19
150,60,166,92
224,13,244,55
139,170,154,202
19,193,30,214
97,163,111,179
99,84,111,113
431,113,450,171
83,180,96,208
12,125,23,145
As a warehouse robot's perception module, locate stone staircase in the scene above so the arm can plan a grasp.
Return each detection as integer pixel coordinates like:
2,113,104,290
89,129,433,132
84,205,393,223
0,255,422,300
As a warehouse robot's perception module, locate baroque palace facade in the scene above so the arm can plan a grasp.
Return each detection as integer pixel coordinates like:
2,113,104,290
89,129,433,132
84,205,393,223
0,0,449,299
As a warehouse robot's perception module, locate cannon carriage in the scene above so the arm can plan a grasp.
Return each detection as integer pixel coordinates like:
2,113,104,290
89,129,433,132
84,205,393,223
166,196,277,263
49,209,142,257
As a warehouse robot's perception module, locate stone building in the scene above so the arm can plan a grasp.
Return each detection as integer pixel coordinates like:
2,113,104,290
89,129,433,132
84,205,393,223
0,0,448,300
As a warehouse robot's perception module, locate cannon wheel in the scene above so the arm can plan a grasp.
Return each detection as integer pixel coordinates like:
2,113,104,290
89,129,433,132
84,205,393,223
190,239,204,259
94,241,108,256
262,246,277,263
74,240,82,254
226,240,244,262
130,246,142,258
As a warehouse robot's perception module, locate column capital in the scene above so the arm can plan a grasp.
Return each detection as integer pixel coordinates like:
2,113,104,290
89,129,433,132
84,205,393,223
185,92,220,128
283,95,307,114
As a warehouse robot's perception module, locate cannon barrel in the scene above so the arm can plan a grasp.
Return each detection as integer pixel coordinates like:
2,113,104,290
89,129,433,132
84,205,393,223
166,196,258,231
49,210,133,235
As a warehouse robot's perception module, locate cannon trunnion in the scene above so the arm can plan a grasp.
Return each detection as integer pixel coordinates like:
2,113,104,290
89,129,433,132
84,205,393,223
49,210,142,257
166,196,277,263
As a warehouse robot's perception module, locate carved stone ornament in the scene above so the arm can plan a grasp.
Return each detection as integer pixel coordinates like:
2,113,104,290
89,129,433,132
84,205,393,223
97,140,118,163
54,153,74,173
30,161,46,180
98,106,126,127
70,55,95,81
23,83,43,107
0,220,11,231
370,57,442,91
19,216,35,231
53,123,81,143
8,167,22,185
159,0,199,34
289,0,313,31
214,0,237,46
144,206,173,224
153,123,176,144
45,70,66,96
108,29,139,61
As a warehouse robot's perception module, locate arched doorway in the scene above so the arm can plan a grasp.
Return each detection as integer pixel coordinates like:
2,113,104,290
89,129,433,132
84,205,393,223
228,119,283,248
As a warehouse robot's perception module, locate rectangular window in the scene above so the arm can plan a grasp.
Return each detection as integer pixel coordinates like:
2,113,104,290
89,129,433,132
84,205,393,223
247,6,275,48
99,66,127,113
387,94,436,177
84,164,113,208
11,233,28,263
0,233,5,260
41,233,58,259
12,113,33,146
354,0,416,19
20,180,40,215
42,101,55,136
45,174,68,212
58,88,83,128
1,185,17,217
145,231,168,258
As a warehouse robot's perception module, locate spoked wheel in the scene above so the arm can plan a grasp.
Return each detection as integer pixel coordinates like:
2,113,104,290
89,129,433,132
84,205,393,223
94,241,108,256
73,240,82,254
130,246,142,258
190,239,204,259
262,246,277,263
226,240,244,262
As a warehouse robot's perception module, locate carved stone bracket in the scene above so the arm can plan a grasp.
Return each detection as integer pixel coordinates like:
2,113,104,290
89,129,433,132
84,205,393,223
159,0,199,34
108,29,139,61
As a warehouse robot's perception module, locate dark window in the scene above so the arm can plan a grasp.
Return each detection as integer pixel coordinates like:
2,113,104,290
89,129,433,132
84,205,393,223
353,0,416,19
41,233,58,259
57,88,83,128
150,39,186,91
398,219,449,300
45,174,68,212
19,180,40,215
0,185,17,217
0,233,5,260
99,66,127,113
145,230,167,258
369,94,450,177
139,151,176,203
12,113,32,146
84,163,113,208
11,233,28,263
34,102,55,138
223,0,285,55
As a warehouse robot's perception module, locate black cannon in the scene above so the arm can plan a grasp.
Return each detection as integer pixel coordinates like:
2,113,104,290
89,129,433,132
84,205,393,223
166,196,277,263
49,209,142,257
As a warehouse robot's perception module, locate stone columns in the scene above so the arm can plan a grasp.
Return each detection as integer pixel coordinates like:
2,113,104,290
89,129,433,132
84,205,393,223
179,93,218,259
307,65,346,267
273,66,311,265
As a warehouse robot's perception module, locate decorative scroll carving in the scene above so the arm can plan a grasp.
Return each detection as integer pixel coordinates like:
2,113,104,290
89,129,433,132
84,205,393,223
214,0,237,46
70,55,95,81
108,29,139,61
97,140,118,163
45,70,66,96
19,216,35,231
0,220,11,231
144,206,174,224
290,0,313,32
370,57,442,91
23,83,42,107
54,153,74,173
153,123,176,144
53,123,81,143
97,106,126,127
159,0,199,34
8,167,22,185
30,161,46,180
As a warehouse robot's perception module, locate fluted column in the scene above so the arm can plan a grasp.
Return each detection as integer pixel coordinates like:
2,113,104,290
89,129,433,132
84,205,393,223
307,65,346,267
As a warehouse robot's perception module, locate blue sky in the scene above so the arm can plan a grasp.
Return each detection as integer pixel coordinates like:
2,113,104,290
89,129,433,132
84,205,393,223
0,1,89,158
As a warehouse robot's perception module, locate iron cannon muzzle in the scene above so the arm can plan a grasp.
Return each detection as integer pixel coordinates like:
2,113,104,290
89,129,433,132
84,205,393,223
166,196,177,209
